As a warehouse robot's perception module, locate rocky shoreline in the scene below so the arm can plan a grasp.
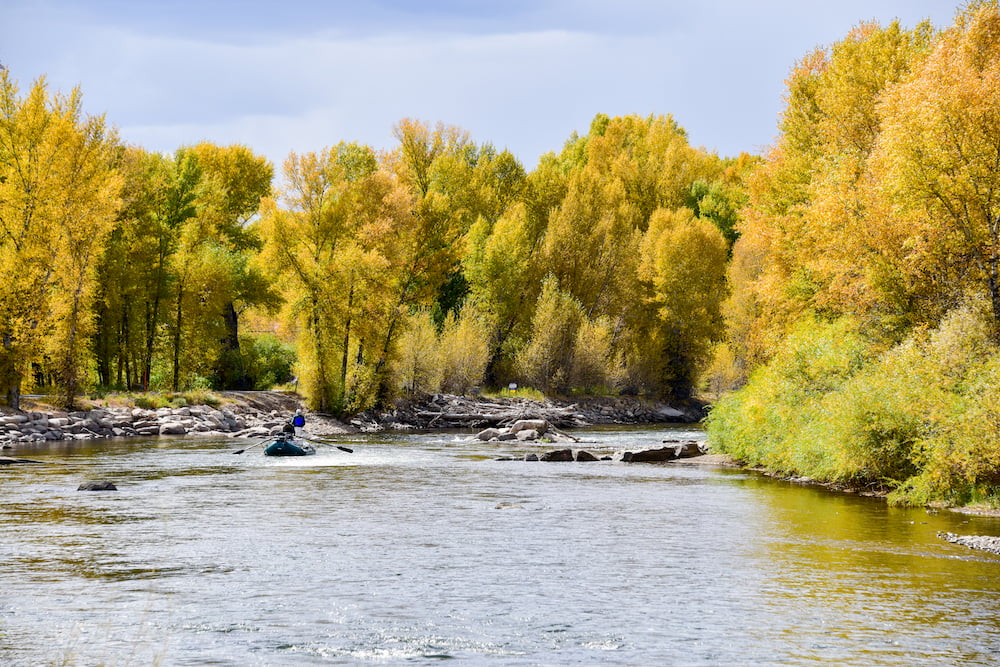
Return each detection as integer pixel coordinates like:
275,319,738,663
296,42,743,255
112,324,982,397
0,391,324,447
349,393,705,431
0,391,704,449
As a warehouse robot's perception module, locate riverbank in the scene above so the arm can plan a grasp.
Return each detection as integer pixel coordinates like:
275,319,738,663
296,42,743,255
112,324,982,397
349,393,706,431
0,391,705,447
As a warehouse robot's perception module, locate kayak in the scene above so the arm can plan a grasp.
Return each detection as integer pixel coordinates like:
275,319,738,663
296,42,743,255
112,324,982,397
263,436,316,457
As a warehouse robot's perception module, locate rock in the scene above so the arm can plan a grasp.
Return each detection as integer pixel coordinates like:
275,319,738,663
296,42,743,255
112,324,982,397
78,481,117,491
510,419,548,435
540,448,574,462
159,422,187,435
655,406,686,420
476,428,503,441
624,446,678,463
575,450,599,462
0,456,45,465
515,429,539,441
496,432,518,442
667,440,703,458
495,501,525,510
939,532,1000,555
524,453,539,461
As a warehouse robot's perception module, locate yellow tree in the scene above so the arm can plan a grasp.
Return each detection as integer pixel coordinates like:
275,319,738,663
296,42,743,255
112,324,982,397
724,19,933,381
874,2,1000,333
44,100,121,406
260,143,414,412
259,147,362,412
634,208,728,397
0,72,120,407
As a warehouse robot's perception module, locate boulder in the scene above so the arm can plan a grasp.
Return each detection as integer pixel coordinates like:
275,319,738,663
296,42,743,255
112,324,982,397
78,480,117,491
159,422,187,435
524,453,539,461
668,440,703,458
575,450,599,462
476,428,503,441
655,406,686,420
624,446,678,463
540,448,574,462
510,419,548,435
496,432,518,441
515,429,539,442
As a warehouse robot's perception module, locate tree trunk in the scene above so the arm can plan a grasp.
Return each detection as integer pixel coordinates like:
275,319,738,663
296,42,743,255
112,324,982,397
172,284,183,392
3,333,20,411
142,293,159,391
218,301,248,389
989,254,1000,342
340,283,353,392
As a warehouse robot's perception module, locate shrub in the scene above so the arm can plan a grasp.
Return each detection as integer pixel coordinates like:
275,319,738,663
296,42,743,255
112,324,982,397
242,334,296,390
392,311,442,397
439,312,490,395
709,300,1000,507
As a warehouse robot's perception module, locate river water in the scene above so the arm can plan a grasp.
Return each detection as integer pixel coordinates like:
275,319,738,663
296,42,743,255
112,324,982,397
2,425,1000,665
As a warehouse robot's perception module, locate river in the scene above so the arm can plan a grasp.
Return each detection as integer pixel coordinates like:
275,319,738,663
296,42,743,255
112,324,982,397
2,426,999,665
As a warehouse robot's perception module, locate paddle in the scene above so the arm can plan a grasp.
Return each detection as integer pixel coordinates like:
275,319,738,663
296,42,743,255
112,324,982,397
231,438,270,455
302,437,353,454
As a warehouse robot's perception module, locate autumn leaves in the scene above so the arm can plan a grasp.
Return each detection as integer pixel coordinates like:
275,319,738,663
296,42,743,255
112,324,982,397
708,3,1000,505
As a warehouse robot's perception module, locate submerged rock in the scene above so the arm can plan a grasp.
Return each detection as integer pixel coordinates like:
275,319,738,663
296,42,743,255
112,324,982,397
540,448,574,462
495,501,525,510
78,480,117,491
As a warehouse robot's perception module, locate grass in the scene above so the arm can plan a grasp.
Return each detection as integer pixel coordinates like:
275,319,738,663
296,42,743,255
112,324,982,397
480,386,548,401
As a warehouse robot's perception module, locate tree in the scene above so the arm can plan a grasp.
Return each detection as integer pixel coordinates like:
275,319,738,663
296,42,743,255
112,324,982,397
0,72,120,408
515,275,584,394
873,3,1000,334
633,208,729,397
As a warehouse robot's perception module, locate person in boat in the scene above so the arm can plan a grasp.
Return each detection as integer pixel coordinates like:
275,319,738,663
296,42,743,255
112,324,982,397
291,409,305,436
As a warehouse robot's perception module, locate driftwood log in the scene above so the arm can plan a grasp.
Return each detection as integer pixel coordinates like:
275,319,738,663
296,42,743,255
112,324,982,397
415,397,586,429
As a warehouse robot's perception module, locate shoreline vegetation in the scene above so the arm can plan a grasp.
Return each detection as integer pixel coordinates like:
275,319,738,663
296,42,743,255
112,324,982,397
3,4,1000,509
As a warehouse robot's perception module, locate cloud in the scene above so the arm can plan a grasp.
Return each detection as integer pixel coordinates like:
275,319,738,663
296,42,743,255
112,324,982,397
1,0,962,172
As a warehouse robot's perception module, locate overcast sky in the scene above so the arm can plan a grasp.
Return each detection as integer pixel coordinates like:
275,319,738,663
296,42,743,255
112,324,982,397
1,0,959,172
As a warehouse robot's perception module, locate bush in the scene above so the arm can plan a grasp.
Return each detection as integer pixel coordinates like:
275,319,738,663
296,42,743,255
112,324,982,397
242,334,296,390
708,301,1000,507
439,312,490,395
392,311,442,397
706,315,872,478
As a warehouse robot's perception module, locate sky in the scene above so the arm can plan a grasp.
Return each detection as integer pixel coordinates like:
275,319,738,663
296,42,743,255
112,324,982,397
0,0,960,173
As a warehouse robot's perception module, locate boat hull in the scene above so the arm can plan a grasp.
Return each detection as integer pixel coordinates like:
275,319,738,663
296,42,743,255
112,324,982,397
263,438,316,457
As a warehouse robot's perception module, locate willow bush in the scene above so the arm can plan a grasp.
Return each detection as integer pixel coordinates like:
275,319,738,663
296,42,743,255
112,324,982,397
707,301,1000,506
